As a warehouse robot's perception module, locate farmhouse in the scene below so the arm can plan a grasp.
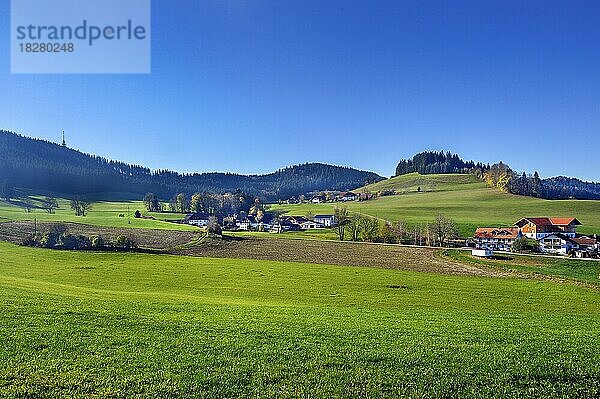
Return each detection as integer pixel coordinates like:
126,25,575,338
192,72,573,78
235,213,274,231
300,220,325,229
311,194,326,204
473,227,522,251
573,235,598,251
284,216,311,225
269,220,301,233
314,214,337,227
538,234,581,255
473,217,596,256
236,216,254,231
337,191,358,202
184,212,211,227
514,217,581,239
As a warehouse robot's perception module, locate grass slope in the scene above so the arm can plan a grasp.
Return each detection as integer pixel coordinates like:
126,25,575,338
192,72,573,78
447,249,600,285
270,173,600,236
0,197,196,231
1,242,600,397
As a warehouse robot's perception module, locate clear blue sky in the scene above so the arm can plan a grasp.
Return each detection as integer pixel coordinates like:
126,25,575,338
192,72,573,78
1,0,599,180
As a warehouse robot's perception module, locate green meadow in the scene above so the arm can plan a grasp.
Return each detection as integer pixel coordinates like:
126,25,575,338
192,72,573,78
1,242,599,398
2,173,599,238
0,197,196,231
447,249,600,285
270,173,600,236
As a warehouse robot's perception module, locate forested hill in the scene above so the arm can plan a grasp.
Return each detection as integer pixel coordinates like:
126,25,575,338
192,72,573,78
0,130,382,199
395,151,486,176
395,151,600,200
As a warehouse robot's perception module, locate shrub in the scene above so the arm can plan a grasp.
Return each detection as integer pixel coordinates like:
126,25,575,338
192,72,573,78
20,229,95,251
76,235,92,250
22,234,38,247
511,237,540,253
207,216,222,236
39,232,59,248
90,235,104,249
59,234,80,250
115,235,137,250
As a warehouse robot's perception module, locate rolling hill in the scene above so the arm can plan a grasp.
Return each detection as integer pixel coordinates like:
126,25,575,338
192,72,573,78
0,130,383,200
270,173,600,236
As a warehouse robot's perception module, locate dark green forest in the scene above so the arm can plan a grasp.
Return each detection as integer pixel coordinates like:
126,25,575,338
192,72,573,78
0,130,382,200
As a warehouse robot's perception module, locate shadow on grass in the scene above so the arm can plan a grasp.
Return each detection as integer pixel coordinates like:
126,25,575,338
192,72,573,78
492,255,515,261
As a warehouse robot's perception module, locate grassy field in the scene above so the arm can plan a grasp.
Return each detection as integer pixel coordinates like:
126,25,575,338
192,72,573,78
0,197,197,231
270,173,600,236
1,242,600,397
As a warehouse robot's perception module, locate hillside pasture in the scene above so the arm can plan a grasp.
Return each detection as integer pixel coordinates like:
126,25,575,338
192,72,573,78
270,174,600,236
0,242,599,397
0,197,196,231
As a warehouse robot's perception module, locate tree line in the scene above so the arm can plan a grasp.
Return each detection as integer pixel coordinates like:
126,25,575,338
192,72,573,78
333,206,460,246
395,150,600,200
395,151,486,176
143,191,257,216
0,130,382,200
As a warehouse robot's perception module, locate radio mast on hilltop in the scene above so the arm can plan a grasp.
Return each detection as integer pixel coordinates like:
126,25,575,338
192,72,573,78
62,130,67,147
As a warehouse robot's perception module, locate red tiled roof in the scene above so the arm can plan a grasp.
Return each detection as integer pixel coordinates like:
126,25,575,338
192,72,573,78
514,217,582,227
549,218,581,226
573,237,597,246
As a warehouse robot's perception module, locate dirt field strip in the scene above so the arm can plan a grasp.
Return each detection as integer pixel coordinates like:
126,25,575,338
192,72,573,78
0,220,508,277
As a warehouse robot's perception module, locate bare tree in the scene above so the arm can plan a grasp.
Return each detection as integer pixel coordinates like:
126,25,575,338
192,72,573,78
428,214,459,247
70,196,92,216
392,220,407,243
43,196,59,214
334,206,349,241
144,193,162,213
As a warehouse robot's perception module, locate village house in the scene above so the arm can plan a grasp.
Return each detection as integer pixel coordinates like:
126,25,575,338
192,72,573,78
337,191,358,202
311,194,326,204
300,220,325,229
514,217,581,239
473,217,596,256
284,216,310,225
184,212,211,227
269,219,301,233
574,235,599,251
236,213,274,231
473,227,522,251
313,214,337,227
538,233,580,255
236,216,254,231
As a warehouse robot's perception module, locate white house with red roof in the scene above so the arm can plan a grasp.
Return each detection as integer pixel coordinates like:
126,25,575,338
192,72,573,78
473,217,593,255
514,217,581,240
473,227,522,251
